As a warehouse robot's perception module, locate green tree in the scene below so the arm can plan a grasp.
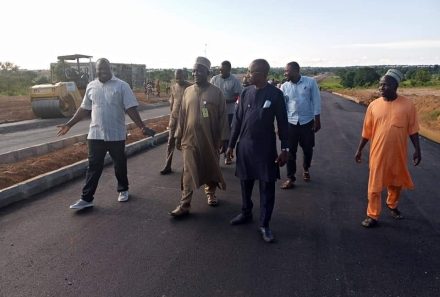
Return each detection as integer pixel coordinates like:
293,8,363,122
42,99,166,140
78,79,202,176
340,70,355,88
414,69,431,84
0,61,19,72
33,76,50,84
405,68,417,80
353,67,380,87
0,62,38,95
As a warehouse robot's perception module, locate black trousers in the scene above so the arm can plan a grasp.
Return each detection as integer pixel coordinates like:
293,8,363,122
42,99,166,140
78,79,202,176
286,120,315,181
228,113,234,127
81,140,128,202
240,179,275,227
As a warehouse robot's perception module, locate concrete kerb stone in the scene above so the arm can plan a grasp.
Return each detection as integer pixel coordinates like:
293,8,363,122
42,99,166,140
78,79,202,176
331,92,361,104
0,130,169,209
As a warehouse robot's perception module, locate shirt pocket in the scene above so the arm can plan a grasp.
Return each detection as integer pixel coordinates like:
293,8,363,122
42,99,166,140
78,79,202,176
201,101,217,119
89,89,104,106
391,106,408,128
390,114,406,128
258,105,273,123
108,88,122,105
297,85,311,98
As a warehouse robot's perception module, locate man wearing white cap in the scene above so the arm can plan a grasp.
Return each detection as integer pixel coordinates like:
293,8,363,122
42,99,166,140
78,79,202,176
170,57,230,217
355,69,422,228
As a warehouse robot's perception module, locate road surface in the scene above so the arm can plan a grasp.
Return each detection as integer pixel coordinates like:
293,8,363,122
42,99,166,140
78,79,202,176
0,92,439,297
0,105,170,155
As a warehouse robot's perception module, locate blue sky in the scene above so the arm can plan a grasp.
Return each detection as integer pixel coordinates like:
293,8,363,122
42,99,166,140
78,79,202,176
1,0,439,69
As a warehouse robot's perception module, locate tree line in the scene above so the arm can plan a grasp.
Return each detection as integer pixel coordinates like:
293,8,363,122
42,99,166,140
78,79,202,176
337,65,439,88
0,62,49,96
1,62,439,96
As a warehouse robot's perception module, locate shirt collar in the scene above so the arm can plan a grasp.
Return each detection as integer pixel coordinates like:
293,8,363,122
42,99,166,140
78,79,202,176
290,76,303,85
96,75,117,84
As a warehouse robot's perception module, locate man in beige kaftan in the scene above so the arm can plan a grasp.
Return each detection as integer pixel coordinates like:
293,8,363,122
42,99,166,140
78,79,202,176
160,69,192,174
170,57,230,217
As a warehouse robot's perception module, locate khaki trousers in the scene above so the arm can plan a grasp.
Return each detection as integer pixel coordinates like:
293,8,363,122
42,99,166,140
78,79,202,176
367,186,402,220
180,169,217,208
162,118,177,170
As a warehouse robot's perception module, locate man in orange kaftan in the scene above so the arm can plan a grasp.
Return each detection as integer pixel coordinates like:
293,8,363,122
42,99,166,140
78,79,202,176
355,69,422,228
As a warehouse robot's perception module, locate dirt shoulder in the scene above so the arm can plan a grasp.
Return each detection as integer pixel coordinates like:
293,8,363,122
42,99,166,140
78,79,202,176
332,87,440,143
0,115,169,190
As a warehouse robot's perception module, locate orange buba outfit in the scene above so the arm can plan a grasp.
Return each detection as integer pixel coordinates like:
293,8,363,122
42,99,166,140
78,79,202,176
362,96,419,218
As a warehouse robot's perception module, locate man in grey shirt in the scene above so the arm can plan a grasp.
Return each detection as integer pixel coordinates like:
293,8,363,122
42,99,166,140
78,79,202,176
210,60,242,165
57,58,155,210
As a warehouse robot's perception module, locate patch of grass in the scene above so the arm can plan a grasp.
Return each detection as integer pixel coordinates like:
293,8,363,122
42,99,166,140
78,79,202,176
319,76,343,90
426,110,440,121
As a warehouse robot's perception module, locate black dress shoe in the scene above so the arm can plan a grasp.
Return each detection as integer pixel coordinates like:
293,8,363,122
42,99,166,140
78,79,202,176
361,217,378,228
160,168,172,175
230,213,253,225
259,227,275,243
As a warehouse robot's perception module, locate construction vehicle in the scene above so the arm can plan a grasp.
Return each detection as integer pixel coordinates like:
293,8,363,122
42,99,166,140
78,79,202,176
30,54,146,118
30,81,84,118
30,54,94,118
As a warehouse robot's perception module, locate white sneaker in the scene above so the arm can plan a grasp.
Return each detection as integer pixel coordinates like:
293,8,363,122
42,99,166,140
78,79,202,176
70,199,94,210
118,191,129,202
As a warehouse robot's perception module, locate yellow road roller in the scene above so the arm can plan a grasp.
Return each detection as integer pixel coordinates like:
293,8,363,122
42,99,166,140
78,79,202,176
29,54,93,118
30,82,83,118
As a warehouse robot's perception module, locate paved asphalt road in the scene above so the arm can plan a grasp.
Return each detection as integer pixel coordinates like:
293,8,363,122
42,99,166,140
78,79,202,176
0,92,439,297
0,105,170,155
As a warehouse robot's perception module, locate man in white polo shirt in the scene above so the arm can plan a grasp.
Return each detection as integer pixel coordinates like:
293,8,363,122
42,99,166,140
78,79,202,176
57,58,155,210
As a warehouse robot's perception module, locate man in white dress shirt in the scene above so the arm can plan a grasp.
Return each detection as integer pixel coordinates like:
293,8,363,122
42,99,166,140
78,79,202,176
57,58,155,210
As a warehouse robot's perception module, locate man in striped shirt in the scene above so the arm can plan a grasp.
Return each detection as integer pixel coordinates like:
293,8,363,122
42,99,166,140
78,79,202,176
57,58,155,210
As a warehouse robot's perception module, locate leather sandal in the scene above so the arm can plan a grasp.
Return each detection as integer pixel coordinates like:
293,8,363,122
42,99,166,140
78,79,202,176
169,205,190,217
280,179,295,189
207,194,218,206
303,171,311,182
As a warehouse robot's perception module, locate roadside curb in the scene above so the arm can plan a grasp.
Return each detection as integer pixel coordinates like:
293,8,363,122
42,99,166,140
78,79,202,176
0,101,169,134
0,134,88,164
0,115,168,164
330,91,440,144
331,92,361,104
0,131,168,209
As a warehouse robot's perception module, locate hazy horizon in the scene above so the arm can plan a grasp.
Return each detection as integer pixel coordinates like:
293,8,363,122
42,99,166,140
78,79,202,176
2,0,439,70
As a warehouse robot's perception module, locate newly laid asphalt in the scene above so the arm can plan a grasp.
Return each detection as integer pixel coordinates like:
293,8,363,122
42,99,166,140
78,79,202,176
1,92,439,297
0,103,170,155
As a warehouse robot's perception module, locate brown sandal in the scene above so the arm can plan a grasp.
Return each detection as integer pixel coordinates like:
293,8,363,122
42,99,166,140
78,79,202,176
207,194,218,206
280,179,295,189
303,171,311,182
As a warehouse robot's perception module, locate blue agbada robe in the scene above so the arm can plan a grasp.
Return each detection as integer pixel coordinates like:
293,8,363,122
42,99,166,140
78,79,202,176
229,84,289,182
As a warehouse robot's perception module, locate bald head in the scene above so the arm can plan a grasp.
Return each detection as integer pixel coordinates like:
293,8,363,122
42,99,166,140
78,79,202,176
96,58,112,83
248,59,270,88
250,59,270,76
